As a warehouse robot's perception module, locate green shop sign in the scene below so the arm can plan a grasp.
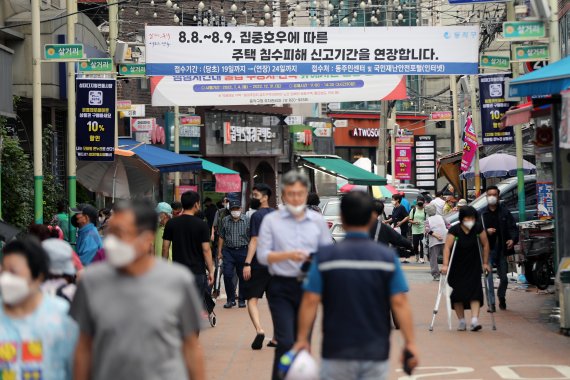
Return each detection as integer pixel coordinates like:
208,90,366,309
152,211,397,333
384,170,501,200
503,21,545,40
514,45,549,62
118,64,146,76
44,44,84,60
480,55,510,69
78,58,114,73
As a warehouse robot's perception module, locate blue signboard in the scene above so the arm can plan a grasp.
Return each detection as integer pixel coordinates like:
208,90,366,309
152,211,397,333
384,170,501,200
479,73,515,145
537,182,554,219
76,78,116,161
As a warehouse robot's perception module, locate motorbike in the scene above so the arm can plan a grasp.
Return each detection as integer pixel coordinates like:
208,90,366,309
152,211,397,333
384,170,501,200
519,220,555,290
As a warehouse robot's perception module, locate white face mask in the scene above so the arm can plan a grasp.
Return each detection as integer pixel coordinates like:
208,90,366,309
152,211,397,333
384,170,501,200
98,216,106,224
104,235,137,268
231,211,241,218
0,272,31,305
463,220,475,230
286,203,306,216
225,203,230,210
487,196,498,206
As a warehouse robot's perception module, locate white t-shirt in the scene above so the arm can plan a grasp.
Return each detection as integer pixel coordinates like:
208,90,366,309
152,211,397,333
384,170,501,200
431,197,446,216
426,215,447,248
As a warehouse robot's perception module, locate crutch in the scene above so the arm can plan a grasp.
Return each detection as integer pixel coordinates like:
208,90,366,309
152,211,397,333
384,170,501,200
477,235,497,331
429,237,458,331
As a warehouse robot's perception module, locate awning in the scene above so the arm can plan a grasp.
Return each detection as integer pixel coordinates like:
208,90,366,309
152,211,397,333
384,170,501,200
199,159,239,175
199,159,241,193
509,56,570,97
119,138,202,173
301,157,387,186
501,102,552,128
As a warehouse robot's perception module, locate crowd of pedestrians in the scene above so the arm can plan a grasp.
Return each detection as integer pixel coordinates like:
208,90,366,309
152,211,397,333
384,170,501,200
0,168,526,380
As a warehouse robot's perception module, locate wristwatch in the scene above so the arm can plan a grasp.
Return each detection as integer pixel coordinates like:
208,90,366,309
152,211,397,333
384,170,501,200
244,263,251,267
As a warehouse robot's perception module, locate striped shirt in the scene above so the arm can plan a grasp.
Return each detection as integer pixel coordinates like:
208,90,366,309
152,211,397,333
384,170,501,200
220,214,250,248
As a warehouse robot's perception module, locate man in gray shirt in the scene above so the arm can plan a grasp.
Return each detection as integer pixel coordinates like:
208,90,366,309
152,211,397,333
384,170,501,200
257,170,332,380
70,200,205,380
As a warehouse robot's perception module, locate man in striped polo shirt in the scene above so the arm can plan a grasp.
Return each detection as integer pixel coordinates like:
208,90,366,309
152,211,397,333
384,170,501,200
294,191,418,380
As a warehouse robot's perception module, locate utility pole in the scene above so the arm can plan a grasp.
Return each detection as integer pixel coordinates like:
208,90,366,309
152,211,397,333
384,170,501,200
174,105,180,199
377,0,392,178
108,0,119,148
32,0,43,223
450,75,461,152
67,0,77,226
548,0,560,63
469,75,481,197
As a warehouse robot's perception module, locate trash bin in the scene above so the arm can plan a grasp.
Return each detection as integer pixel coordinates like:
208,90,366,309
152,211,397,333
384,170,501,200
560,270,570,330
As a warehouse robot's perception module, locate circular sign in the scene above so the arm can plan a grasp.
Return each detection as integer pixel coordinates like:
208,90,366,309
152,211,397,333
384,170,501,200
524,60,548,73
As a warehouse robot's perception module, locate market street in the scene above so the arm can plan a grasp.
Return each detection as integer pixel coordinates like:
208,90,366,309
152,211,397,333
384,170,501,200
201,264,570,380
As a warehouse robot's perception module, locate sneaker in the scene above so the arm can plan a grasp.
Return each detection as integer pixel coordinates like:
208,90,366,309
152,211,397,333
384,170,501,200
403,259,410,264
238,301,246,308
487,304,496,313
223,301,236,309
457,321,467,331
499,297,507,310
433,275,440,281
470,324,482,332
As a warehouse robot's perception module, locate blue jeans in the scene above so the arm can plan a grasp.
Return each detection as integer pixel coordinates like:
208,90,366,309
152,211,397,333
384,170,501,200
487,250,509,305
222,247,247,303
321,359,389,380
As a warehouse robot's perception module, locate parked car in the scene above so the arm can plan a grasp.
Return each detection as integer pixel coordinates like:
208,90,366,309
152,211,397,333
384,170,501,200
444,175,537,226
319,196,341,229
330,223,345,243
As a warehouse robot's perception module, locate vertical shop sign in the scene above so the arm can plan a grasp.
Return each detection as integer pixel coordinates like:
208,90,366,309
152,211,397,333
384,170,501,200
394,136,413,181
414,135,436,189
76,78,115,161
460,116,478,172
479,73,514,145
536,182,554,219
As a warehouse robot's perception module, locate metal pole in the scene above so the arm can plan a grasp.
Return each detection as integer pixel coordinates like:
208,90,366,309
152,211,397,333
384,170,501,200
174,105,180,198
469,75,481,197
548,0,560,63
32,0,43,224
391,121,398,186
450,75,461,152
108,0,119,148
67,0,77,222
0,137,3,220
377,100,388,177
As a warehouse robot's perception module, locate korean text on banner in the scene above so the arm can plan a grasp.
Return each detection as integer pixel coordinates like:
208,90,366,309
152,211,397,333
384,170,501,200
76,78,116,161
145,26,479,76
151,74,406,106
395,146,412,181
479,73,514,145
215,174,241,193
460,116,478,172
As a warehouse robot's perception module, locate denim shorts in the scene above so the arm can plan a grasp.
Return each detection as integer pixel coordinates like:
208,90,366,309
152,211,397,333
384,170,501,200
320,358,390,380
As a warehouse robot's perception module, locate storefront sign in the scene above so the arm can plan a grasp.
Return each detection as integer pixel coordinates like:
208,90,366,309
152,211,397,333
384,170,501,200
285,115,305,125
215,174,242,193
334,119,348,128
151,74,406,106
310,121,332,137
78,58,114,73
76,78,115,161
396,136,414,146
395,146,412,180
514,45,549,62
502,21,545,40
479,73,514,145
131,118,156,144
145,26,479,76
351,128,379,138
45,44,83,60
177,185,198,196
537,182,554,219
117,100,132,110
180,115,201,125
120,104,146,117
480,55,510,69
118,63,146,76
291,125,314,152
431,111,452,120
561,90,570,149
414,135,436,189
460,116,478,171
223,123,274,144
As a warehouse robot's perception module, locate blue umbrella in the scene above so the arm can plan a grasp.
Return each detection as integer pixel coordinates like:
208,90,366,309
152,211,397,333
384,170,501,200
460,153,535,179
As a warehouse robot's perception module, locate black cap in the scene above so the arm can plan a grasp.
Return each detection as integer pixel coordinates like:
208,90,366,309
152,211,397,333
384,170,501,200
229,200,242,209
70,204,98,225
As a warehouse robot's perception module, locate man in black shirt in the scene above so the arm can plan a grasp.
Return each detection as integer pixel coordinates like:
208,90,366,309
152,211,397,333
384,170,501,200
479,185,518,311
203,197,217,231
369,200,413,251
243,184,276,350
163,191,214,297
385,194,411,263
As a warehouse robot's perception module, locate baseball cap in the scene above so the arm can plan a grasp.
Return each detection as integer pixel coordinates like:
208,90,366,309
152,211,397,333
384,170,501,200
156,202,173,216
229,200,242,209
70,204,98,225
42,238,76,276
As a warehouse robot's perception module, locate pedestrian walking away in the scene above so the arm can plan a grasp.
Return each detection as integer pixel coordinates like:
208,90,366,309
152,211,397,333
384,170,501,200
479,185,518,311
162,191,215,300
0,238,79,380
53,200,76,243
218,200,250,309
243,183,277,350
155,202,173,261
257,170,332,380
70,200,206,380
424,203,447,281
410,196,427,263
441,206,491,332
385,194,411,262
71,204,103,266
369,200,413,251
431,191,446,216
294,192,418,380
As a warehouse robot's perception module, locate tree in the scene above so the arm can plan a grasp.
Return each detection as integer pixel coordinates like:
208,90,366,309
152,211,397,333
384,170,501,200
42,125,64,223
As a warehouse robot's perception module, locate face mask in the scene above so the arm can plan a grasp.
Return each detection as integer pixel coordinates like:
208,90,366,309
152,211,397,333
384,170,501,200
98,216,106,224
231,211,241,218
250,198,261,210
417,202,424,207
225,203,230,210
487,196,498,206
104,235,137,268
0,272,31,305
463,220,475,230
286,204,306,216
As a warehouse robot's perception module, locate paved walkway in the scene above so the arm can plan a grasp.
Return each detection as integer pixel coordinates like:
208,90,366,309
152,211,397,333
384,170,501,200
200,264,570,380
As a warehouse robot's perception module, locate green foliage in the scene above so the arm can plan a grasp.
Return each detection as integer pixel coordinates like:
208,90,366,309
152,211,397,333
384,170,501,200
0,117,34,228
42,125,64,222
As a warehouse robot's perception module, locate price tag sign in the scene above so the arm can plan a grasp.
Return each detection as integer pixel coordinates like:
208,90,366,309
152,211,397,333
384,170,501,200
44,44,84,60
118,63,146,76
502,21,545,40
75,79,116,161
514,45,549,62
78,58,114,73
480,55,510,69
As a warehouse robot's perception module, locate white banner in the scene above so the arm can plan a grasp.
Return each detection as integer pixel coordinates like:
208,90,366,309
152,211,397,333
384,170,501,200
150,74,406,106
145,26,479,76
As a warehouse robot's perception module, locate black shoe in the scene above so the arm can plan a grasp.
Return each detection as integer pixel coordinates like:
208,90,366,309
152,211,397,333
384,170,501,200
499,298,507,310
267,341,278,348
487,304,496,313
223,301,236,309
251,333,265,350
238,301,246,308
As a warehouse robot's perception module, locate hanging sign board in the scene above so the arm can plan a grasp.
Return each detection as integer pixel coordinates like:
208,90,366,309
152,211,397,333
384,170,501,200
78,58,114,73
414,135,436,189
480,55,510,69
76,78,115,161
514,45,549,62
502,21,545,40
479,73,514,145
145,26,480,76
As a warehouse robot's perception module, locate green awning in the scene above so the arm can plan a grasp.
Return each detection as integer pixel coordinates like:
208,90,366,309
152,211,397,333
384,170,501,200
302,157,387,186
199,159,239,175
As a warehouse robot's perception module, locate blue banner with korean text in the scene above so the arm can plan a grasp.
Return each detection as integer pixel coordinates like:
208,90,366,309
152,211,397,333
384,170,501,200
76,78,116,161
478,73,514,145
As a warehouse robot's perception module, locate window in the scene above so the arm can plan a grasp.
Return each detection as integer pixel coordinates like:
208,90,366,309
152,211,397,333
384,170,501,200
324,201,341,217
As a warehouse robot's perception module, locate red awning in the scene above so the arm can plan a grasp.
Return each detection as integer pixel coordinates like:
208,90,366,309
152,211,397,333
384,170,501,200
501,102,532,128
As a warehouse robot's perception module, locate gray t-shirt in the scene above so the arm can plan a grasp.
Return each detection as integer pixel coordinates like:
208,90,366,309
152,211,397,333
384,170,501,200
69,260,202,380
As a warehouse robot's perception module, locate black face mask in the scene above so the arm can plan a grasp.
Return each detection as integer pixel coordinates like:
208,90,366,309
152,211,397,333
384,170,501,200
417,202,424,207
250,198,261,210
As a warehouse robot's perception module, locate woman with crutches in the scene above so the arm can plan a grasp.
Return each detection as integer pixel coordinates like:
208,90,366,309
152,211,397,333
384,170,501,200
441,206,491,331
